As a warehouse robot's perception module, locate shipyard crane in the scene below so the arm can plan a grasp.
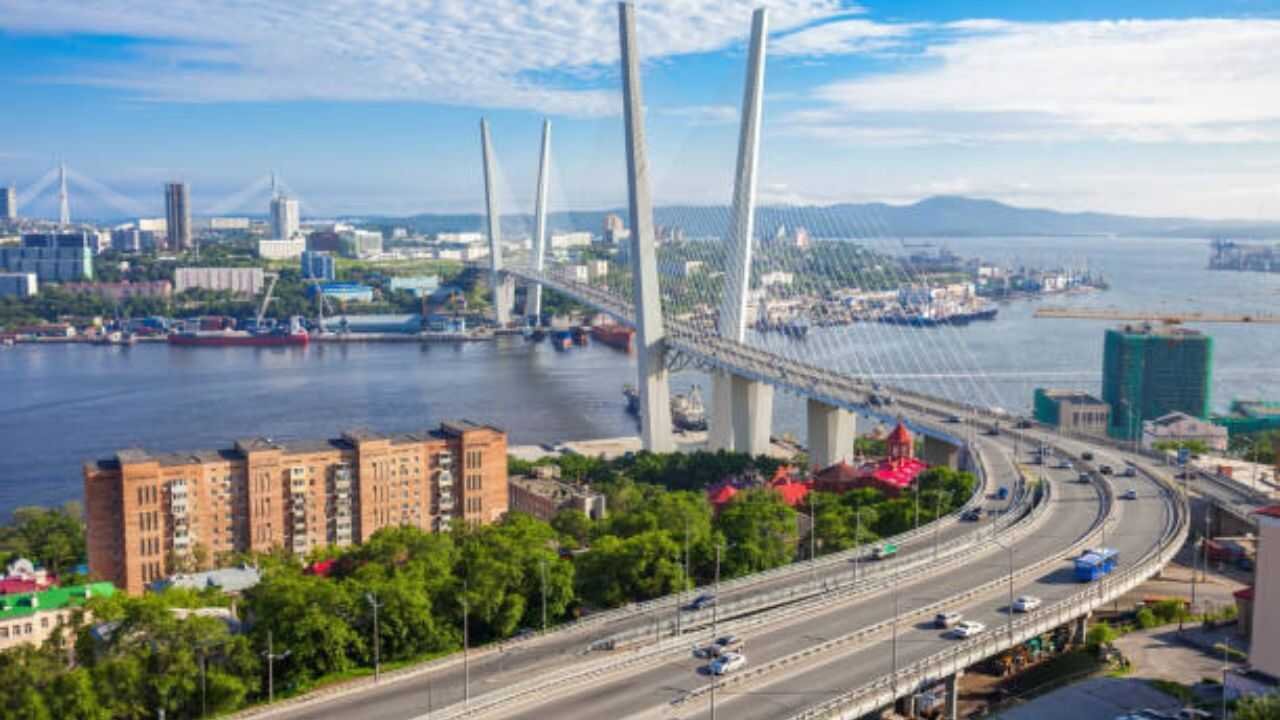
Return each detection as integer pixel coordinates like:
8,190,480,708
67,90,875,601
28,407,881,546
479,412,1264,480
1034,306,1280,324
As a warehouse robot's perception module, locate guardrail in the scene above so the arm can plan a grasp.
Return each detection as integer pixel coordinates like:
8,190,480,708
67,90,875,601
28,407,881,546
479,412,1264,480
786,455,1187,720
595,472,1035,652
674,469,1114,709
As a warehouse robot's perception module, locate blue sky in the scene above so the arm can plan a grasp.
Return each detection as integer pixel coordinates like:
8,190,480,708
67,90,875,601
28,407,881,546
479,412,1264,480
2,0,1279,221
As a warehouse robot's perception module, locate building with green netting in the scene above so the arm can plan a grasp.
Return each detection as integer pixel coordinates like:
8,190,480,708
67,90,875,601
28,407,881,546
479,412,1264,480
1102,325,1213,440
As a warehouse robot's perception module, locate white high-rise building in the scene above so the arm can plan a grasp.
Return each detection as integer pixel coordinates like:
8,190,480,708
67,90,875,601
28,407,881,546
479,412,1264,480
270,195,300,240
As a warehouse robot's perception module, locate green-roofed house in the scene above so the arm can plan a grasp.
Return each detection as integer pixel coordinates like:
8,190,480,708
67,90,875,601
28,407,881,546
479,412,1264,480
0,582,115,651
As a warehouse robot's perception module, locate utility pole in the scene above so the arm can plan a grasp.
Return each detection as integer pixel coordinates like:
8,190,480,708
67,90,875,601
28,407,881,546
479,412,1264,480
933,491,949,560
1005,543,1015,644
914,483,920,530
891,566,900,703
712,543,722,641
854,502,862,581
366,592,383,682
262,630,290,705
809,490,817,584
1222,639,1231,720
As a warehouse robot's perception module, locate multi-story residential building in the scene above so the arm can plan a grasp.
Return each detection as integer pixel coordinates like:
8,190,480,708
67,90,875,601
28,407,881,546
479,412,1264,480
1,232,95,281
508,467,607,522
1033,389,1111,437
1103,324,1213,440
1248,506,1280,681
0,583,115,651
175,267,265,296
257,238,306,260
165,182,192,251
84,421,508,594
0,273,37,299
1,186,16,221
61,280,172,302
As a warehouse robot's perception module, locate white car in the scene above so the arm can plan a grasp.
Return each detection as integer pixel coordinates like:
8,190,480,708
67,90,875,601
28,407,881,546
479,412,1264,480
951,621,986,638
710,652,747,675
1012,595,1041,613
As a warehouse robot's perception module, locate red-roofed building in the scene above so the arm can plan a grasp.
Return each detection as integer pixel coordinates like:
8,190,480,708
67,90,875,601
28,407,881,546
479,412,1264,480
706,481,740,510
0,559,55,596
812,422,928,497
768,474,813,508
305,559,336,577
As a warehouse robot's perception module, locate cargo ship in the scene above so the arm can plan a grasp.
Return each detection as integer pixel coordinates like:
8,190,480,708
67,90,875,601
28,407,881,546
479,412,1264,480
623,384,707,431
879,301,998,327
169,316,309,347
591,324,634,352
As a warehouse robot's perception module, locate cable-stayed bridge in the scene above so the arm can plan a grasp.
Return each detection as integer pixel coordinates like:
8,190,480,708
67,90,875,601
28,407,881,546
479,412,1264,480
235,5,1280,720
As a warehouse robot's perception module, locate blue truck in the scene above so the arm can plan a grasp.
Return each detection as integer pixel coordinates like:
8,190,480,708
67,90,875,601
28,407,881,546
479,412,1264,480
1074,547,1119,582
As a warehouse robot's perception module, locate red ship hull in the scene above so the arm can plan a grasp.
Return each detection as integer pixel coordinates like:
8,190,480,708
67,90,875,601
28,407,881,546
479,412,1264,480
590,324,634,352
168,332,309,347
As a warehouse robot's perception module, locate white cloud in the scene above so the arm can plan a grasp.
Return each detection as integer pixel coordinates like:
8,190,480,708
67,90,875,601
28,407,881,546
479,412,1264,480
801,18,1280,144
0,0,844,114
773,18,918,56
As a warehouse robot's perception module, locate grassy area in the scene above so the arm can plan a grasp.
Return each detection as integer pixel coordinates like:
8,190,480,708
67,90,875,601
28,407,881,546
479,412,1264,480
1150,678,1197,704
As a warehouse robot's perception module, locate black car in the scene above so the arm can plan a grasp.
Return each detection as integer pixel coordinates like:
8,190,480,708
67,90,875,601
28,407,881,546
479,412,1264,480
945,415,962,423
961,508,983,522
1081,451,1094,461
984,426,1000,436
1016,419,1033,429
1099,464,1113,475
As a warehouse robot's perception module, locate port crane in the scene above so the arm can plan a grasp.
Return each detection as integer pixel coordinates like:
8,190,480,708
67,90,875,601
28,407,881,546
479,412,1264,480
1034,306,1280,324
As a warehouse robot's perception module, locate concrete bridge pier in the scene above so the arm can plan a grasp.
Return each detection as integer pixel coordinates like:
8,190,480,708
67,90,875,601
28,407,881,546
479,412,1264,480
923,435,961,470
709,371,735,451
1074,612,1091,645
731,375,773,457
944,670,964,720
806,398,854,469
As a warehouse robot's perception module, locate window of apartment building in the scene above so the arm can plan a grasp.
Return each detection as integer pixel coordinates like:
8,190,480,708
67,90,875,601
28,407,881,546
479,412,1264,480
40,617,48,630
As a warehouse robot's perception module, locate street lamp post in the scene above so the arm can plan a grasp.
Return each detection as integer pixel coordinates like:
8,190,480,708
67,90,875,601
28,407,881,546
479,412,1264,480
539,557,548,632
462,580,470,707
366,592,383,682
262,630,291,705
913,483,920,530
933,491,950,560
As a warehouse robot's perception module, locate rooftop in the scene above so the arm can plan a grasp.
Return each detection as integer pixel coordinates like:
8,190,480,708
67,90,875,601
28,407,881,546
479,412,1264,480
511,475,596,502
1041,389,1107,404
0,582,115,620
151,565,261,594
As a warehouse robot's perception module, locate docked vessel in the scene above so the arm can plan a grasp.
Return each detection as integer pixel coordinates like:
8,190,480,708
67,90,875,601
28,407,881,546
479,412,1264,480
879,301,998,327
94,330,137,346
169,316,309,347
671,386,707,431
591,324,634,352
623,384,707,431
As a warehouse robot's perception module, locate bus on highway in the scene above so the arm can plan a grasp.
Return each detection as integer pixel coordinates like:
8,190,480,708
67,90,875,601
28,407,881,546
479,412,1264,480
1074,547,1119,582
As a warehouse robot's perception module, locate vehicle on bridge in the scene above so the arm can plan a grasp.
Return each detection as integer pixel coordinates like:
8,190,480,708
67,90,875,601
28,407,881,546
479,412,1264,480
934,611,963,628
871,543,898,560
1074,547,1120,582
961,508,983,522
950,621,986,638
687,593,716,611
709,652,746,675
1078,472,1092,484
1121,489,1138,500
1012,595,1042,612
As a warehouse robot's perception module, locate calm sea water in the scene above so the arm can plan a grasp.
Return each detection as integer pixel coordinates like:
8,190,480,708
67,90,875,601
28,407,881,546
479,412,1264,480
2,236,1279,512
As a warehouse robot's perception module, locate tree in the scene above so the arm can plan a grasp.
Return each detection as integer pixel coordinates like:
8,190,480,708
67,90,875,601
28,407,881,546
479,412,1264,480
551,509,593,549
0,504,86,574
575,531,683,607
1085,621,1118,651
1235,692,1280,720
714,490,798,578
243,569,361,684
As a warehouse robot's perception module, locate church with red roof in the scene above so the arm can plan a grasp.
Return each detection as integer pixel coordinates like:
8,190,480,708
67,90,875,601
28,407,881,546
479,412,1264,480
812,420,928,497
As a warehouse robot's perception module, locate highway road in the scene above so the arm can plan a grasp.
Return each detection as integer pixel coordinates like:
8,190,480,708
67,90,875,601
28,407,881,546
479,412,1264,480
268,436,1020,720
495,434,1131,720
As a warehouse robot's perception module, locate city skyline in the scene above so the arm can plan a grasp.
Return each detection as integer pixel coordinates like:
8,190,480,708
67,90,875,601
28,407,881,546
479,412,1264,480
2,0,1280,220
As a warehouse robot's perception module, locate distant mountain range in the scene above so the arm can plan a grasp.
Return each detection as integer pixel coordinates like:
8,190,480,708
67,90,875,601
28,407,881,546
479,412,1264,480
379,196,1280,240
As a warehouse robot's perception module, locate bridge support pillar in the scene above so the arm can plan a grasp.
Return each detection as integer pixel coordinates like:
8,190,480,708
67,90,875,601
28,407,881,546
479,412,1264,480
1074,612,1091,646
709,371,735,451
923,435,961,470
945,670,963,720
619,2,673,453
807,398,854,470
731,375,773,457
480,118,514,327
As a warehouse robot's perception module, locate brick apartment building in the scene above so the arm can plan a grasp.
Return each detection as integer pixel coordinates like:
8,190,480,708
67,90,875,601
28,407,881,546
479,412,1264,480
84,421,508,594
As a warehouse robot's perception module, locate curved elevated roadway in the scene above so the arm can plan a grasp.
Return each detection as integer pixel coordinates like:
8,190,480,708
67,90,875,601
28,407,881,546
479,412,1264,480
261,435,1021,720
